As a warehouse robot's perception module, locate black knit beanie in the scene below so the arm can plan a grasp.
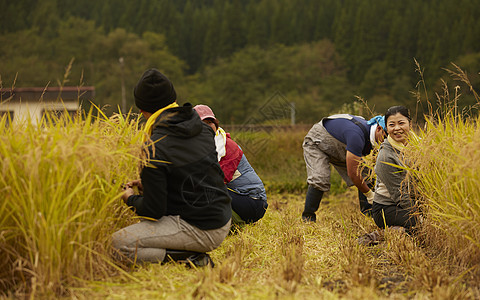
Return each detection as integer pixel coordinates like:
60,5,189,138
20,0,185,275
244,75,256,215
134,68,177,113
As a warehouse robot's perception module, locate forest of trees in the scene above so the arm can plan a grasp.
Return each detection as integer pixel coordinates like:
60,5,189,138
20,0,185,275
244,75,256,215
1,0,479,123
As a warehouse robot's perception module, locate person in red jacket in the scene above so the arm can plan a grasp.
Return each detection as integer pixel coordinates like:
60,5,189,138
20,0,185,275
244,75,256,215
194,105,268,225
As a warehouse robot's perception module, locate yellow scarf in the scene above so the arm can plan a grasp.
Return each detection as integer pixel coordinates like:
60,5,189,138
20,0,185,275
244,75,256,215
387,135,405,151
143,102,179,143
387,131,419,151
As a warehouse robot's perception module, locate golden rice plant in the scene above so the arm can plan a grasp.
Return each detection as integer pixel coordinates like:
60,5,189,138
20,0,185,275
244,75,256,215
406,111,480,268
406,63,480,271
357,63,480,283
0,107,143,297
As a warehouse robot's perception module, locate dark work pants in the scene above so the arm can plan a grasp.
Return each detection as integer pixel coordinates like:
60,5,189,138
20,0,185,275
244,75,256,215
229,190,268,224
372,202,417,232
358,189,373,216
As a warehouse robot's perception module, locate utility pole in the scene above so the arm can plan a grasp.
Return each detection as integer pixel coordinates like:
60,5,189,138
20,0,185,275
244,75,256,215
119,57,126,113
290,102,295,126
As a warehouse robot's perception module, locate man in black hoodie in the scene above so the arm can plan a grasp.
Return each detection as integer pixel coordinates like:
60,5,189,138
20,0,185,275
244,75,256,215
112,69,232,266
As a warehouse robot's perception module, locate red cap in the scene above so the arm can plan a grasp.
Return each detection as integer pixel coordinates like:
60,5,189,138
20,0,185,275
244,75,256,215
193,104,216,121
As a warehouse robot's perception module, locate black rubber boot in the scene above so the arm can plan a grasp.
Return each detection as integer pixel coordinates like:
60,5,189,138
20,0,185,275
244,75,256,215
301,185,324,222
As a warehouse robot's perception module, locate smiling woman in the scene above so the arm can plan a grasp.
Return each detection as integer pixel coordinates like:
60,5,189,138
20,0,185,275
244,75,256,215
385,106,412,145
372,106,419,232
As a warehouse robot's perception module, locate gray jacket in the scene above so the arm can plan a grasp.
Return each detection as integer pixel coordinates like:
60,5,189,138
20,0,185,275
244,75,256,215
373,139,412,208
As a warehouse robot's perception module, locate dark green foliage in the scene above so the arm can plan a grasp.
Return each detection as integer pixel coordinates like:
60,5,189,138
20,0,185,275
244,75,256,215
187,41,349,123
0,19,185,115
1,0,479,121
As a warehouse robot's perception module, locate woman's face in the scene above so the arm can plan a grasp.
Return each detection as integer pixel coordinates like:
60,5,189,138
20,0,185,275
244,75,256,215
386,112,411,144
202,118,217,132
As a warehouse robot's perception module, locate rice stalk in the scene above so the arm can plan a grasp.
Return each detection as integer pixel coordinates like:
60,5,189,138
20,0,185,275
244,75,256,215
0,107,144,296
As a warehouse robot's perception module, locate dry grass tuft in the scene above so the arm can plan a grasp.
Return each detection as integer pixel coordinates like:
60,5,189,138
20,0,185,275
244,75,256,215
75,192,479,299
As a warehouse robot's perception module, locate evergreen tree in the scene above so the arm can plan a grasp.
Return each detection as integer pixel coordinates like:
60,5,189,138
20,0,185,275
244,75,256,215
31,0,60,39
2,0,480,121
332,0,354,70
245,0,271,47
385,1,419,76
218,0,247,58
0,0,35,33
202,6,222,68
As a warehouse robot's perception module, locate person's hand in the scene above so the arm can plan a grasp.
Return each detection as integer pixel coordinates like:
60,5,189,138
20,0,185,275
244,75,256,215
121,186,135,203
363,190,375,204
126,179,143,193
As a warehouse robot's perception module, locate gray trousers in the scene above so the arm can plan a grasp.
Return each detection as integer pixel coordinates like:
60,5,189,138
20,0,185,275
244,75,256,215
112,215,231,263
303,121,354,191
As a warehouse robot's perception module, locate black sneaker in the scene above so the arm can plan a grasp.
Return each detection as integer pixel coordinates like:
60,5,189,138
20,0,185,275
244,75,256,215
185,253,215,268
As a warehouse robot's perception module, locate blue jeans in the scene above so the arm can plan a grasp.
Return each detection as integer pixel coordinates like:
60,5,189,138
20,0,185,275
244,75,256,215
229,190,267,224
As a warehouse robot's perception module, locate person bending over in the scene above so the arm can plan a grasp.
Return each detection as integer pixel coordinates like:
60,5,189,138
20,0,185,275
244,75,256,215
302,113,387,222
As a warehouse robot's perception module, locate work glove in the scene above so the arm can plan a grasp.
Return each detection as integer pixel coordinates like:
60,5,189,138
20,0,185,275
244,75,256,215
363,190,374,204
